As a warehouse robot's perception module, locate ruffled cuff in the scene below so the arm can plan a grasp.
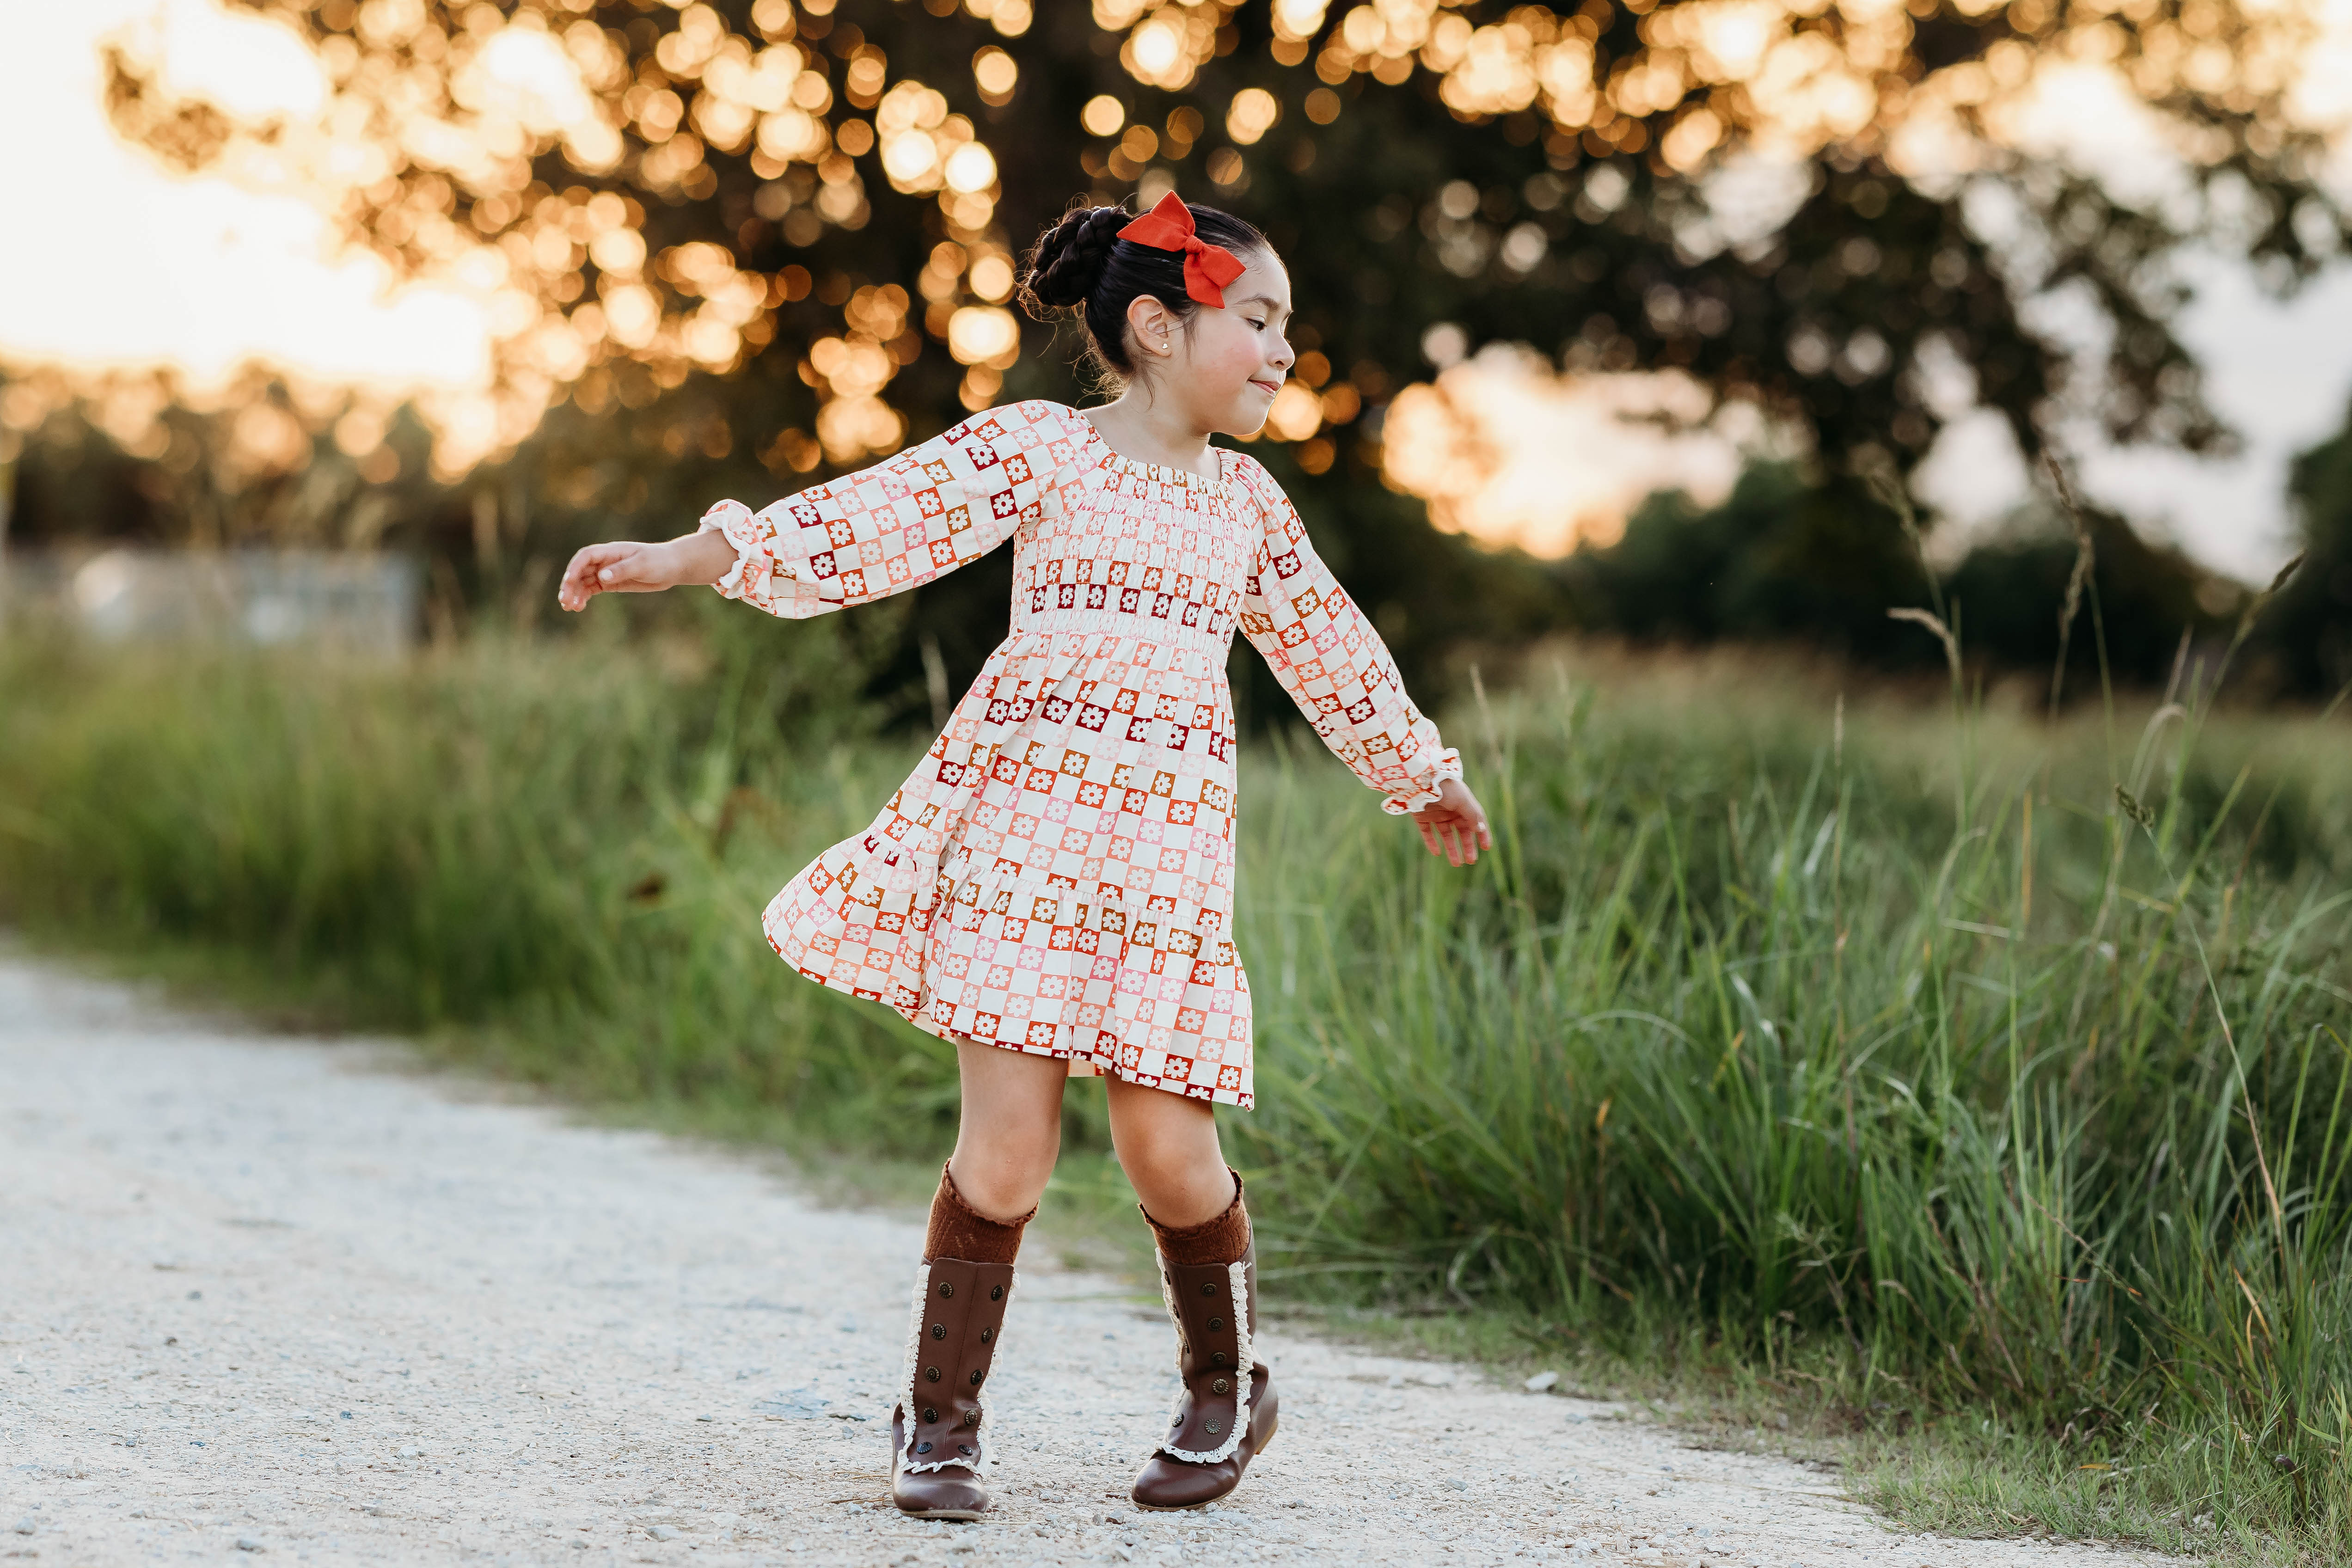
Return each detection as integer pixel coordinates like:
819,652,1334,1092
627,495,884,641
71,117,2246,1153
697,500,754,598
1379,746,1464,816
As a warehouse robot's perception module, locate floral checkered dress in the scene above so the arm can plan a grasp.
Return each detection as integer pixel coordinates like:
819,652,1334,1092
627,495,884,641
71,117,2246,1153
700,398,1459,1108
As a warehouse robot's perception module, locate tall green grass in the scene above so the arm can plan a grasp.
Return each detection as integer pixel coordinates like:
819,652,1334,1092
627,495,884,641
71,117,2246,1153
1,625,2346,1559
1239,654,2349,1557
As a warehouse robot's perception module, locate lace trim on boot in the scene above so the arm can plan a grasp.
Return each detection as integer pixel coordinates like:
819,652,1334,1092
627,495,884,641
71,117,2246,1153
969,1270,1014,1473
894,1260,931,1470
894,1261,1016,1476
1158,1256,1253,1465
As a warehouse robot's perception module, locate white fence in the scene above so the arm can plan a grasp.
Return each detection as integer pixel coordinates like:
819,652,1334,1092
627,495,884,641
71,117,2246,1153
0,548,423,652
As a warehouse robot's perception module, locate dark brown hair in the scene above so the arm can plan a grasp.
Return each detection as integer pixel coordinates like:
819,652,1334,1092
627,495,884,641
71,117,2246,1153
1019,198,1269,383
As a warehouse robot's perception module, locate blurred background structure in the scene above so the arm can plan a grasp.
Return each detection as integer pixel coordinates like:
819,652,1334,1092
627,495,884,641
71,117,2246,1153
2,547,422,649
2,0,2349,698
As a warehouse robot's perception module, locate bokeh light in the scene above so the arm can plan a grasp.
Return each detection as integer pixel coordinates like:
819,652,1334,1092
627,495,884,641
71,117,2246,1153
1383,345,1758,557
3,0,2348,557
1081,94,1127,137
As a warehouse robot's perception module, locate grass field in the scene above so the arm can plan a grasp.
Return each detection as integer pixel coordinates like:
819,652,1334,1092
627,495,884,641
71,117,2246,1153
2,618,2346,1564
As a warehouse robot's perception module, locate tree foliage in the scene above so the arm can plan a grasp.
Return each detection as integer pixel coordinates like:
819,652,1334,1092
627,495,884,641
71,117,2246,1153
1555,460,2241,687
96,0,2346,484
7,0,2334,712
2255,402,2352,697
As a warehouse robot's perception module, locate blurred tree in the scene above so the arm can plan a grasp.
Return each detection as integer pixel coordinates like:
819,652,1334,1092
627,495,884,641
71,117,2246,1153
48,0,2349,711
1566,459,2240,687
2254,403,2352,698
1559,463,1931,661
0,367,445,554
1942,503,2238,692
96,0,2344,481
5,410,167,551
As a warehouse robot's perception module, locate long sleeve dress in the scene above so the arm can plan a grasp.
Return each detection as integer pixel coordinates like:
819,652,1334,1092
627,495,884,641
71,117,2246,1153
699,398,1460,1109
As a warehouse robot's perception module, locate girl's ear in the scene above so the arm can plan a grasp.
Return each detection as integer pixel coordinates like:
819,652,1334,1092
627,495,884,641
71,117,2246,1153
1125,293,1178,359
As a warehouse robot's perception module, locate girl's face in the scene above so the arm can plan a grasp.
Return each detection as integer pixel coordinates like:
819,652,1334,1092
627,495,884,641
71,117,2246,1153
1134,249,1295,437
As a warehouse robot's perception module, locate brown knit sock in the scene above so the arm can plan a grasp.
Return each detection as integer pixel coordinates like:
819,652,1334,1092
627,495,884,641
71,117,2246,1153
923,1161,1033,1265
1141,1166,1250,1266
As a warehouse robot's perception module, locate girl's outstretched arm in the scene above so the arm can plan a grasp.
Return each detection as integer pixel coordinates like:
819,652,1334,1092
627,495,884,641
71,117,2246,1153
557,400,1093,619
703,400,1090,621
1231,453,1491,864
557,531,737,611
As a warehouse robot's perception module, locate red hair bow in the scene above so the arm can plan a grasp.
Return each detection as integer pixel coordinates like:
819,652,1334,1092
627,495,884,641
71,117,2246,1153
1116,190,1248,309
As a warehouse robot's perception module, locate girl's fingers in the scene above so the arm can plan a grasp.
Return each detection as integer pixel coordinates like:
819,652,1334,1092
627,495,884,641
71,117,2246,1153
559,543,656,608
560,545,624,607
558,551,592,605
1413,806,1491,866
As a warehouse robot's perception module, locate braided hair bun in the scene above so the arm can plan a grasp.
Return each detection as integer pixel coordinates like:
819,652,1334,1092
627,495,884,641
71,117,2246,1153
1018,195,1268,382
1021,204,1128,312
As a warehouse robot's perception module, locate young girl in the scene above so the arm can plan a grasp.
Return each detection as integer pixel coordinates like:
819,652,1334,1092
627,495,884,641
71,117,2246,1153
556,191,1491,1519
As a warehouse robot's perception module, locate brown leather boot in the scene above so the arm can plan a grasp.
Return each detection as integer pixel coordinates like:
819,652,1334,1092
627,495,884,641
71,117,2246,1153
1130,1239,1278,1510
888,1257,1016,1521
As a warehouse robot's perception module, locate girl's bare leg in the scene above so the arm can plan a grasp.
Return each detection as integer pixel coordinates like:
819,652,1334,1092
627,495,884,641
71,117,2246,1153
891,1038,1062,1522
944,1037,1069,1221
1103,1076,1234,1227
1111,1077,1270,1512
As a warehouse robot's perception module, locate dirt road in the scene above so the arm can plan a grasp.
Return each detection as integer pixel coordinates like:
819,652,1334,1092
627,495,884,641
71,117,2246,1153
0,955,2168,1566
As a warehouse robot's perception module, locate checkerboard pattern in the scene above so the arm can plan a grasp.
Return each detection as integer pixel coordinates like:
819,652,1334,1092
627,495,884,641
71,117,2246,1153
703,399,1461,1108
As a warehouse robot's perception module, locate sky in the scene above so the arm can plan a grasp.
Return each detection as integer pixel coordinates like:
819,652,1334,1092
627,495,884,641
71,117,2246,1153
1915,257,2352,580
3,0,2350,582
0,0,494,394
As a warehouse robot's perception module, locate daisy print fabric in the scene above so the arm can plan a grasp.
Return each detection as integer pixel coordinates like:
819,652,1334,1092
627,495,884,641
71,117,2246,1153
700,398,1461,1108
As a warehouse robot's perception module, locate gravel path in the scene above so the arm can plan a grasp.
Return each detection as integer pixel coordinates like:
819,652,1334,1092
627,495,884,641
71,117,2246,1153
2,955,2174,1568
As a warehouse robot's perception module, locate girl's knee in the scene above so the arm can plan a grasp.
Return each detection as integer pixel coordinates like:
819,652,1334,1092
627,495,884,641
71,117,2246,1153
948,1152,1055,1221
1115,1133,1182,1177
959,1105,1060,1152
950,1119,1060,1215
1116,1136,1226,1200
954,1121,1060,1177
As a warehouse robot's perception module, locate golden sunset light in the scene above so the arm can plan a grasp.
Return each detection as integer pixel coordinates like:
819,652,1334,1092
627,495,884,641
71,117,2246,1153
2,0,2349,566
1380,347,1756,555
0,3,493,392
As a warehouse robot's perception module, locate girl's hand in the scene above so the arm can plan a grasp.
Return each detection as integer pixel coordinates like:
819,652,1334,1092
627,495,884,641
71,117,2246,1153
557,539,673,611
1413,777,1493,867
556,533,736,611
